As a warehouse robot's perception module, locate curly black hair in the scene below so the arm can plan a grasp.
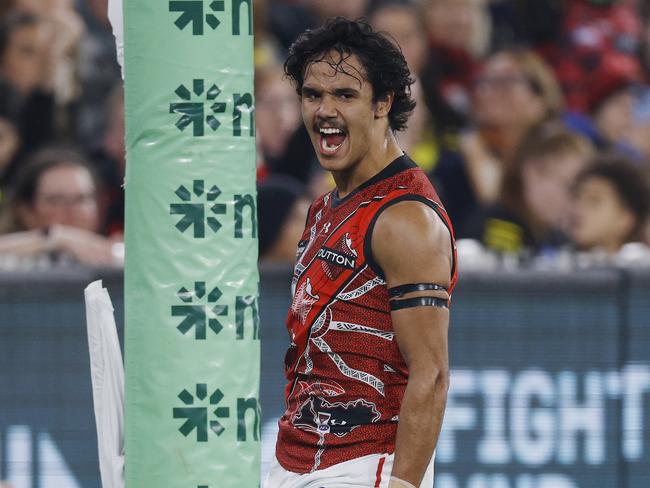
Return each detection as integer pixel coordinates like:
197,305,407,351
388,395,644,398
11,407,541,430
284,17,415,132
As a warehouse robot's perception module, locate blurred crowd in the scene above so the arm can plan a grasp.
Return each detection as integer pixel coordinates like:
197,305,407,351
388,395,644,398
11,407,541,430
256,0,650,270
0,0,649,272
0,0,123,269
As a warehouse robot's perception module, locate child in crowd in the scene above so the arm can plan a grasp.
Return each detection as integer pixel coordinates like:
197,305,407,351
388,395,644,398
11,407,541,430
572,156,650,256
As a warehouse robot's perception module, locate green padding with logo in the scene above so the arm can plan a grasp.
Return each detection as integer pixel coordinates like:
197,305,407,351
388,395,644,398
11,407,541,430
123,1,259,486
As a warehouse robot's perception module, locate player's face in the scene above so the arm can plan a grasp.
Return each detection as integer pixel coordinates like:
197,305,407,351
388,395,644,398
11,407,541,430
300,52,379,173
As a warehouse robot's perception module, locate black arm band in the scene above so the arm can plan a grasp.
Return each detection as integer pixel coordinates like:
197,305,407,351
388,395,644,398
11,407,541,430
390,296,449,311
388,283,449,299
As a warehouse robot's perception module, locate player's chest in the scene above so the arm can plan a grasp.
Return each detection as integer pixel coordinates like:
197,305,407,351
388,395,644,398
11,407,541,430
290,206,368,304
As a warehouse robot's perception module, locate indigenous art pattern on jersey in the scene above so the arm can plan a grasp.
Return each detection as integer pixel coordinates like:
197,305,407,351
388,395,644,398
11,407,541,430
276,155,458,473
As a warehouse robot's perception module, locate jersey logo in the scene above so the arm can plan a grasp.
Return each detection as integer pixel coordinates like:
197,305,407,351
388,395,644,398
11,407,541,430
323,222,332,234
292,396,380,437
317,247,355,269
318,233,358,280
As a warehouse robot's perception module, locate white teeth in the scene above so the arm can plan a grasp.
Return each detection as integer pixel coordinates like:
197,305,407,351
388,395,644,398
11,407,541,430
319,127,343,135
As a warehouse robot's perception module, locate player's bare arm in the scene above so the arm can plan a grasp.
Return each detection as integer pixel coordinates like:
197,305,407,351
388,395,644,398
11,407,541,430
372,200,453,487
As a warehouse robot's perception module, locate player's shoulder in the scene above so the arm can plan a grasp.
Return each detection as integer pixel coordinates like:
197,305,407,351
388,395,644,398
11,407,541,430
373,199,450,248
380,156,441,208
370,199,454,283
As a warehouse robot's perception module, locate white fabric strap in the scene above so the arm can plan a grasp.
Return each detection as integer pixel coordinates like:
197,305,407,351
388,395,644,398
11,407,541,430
107,0,124,77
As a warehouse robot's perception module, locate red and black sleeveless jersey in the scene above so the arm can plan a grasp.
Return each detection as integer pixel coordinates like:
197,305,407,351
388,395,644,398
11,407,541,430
275,155,458,473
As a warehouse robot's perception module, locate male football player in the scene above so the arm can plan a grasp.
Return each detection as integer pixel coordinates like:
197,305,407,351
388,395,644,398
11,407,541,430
265,18,458,488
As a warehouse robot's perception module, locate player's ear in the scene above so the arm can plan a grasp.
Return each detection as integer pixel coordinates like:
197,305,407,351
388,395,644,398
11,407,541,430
374,92,394,120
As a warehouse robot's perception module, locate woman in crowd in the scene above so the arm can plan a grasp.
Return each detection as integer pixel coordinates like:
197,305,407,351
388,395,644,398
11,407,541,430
0,11,52,169
572,155,650,257
418,0,489,128
0,147,123,267
255,63,302,178
462,48,564,204
434,48,564,233
464,120,593,257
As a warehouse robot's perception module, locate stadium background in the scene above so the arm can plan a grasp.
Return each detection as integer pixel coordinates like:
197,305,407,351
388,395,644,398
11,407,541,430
1,0,650,487
1,266,649,487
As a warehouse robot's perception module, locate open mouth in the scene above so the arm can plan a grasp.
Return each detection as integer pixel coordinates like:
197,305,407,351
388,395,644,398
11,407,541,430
317,126,347,156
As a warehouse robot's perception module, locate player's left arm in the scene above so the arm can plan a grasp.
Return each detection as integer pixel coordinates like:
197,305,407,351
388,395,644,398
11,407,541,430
371,200,453,488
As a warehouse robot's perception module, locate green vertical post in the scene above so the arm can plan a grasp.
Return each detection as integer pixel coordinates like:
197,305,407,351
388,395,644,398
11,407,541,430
123,1,259,486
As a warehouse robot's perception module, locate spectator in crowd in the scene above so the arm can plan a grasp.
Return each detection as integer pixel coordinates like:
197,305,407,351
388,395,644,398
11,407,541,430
585,61,645,156
419,0,490,130
254,0,284,68
0,10,45,98
258,176,310,262
367,0,427,77
0,147,123,267
15,0,85,108
0,11,56,181
433,48,564,233
462,48,564,204
255,63,302,179
464,120,593,257
491,1,643,99
75,0,121,153
543,0,642,113
367,1,436,169
571,155,650,256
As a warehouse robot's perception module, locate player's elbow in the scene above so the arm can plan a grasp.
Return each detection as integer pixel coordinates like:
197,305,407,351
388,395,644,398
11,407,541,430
431,365,450,396
410,363,449,399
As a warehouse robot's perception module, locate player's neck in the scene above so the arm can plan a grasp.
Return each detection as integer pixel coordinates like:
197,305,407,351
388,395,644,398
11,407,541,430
333,131,403,198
